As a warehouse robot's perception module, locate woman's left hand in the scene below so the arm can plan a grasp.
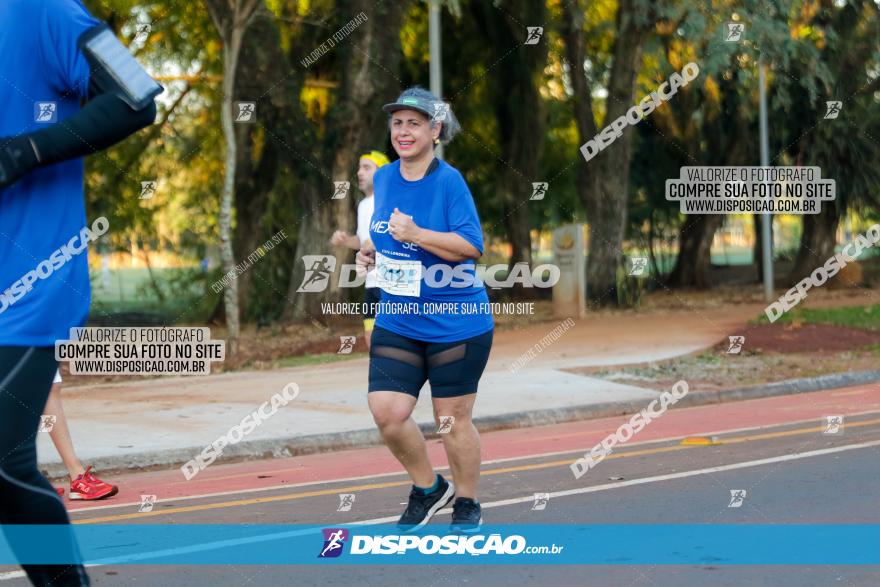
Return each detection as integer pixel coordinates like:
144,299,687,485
389,208,421,243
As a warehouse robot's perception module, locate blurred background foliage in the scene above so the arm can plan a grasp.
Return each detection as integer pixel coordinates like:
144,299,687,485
79,0,879,325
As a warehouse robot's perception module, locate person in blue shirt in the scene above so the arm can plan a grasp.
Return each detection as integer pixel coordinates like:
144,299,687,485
357,87,493,533
0,1,161,584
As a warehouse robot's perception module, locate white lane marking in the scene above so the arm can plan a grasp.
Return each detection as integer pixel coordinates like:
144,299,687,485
355,438,880,522
0,438,875,580
66,408,880,514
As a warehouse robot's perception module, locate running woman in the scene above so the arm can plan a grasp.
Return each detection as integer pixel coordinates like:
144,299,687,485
46,370,118,500
357,88,493,532
0,1,161,584
330,150,390,349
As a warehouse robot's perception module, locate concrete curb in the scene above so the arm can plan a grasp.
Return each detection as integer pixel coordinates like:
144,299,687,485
40,369,880,480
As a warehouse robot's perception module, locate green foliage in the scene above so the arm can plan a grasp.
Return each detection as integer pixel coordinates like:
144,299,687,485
137,266,220,322
72,0,880,324
83,0,223,261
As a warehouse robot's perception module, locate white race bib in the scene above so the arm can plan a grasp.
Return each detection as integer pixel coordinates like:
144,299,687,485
376,252,422,297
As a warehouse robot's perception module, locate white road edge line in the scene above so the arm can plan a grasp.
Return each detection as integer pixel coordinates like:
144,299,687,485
66,408,880,514
1,438,877,580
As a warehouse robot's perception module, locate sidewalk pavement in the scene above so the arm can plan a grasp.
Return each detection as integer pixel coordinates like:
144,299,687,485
39,303,809,479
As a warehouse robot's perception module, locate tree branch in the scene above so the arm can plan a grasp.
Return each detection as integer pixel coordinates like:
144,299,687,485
111,83,193,184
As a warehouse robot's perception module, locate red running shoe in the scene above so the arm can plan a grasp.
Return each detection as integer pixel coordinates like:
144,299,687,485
69,466,118,500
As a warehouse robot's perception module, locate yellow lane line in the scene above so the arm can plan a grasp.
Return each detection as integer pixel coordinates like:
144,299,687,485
76,417,880,524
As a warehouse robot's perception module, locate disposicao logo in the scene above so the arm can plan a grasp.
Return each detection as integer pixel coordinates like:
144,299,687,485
318,528,349,558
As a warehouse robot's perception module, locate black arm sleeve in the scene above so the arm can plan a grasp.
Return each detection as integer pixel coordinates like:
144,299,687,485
28,93,156,166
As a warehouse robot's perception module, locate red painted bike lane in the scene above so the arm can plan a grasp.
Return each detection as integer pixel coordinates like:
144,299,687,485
66,383,880,511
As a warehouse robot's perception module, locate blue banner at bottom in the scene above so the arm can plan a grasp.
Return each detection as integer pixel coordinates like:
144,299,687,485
0,524,878,565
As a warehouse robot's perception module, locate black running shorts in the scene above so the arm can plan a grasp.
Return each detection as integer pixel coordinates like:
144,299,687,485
0,346,90,586
368,326,493,398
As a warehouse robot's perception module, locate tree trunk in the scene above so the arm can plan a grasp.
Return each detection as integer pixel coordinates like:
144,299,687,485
587,3,647,303
206,0,262,354
231,13,301,318
752,214,763,282
648,210,659,276
284,184,338,323
218,34,242,354
752,214,775,283
790,203,840,283
282,0,409,321
667,66,749,288
583,158,629,302
668,214,724,288
326,0,405,301
471,0,546,280
502,188,534,270
563,0,651,305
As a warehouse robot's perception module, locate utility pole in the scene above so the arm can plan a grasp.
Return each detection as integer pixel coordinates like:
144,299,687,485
428,0,443,159
758,56,774,302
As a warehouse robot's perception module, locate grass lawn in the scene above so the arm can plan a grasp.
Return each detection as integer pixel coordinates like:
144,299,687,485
274,352,367,368
758,304,880,330
88,266,214,322
90,267,198,304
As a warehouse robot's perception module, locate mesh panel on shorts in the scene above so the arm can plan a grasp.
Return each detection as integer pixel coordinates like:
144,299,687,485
427,344,466,369
372,345,424,368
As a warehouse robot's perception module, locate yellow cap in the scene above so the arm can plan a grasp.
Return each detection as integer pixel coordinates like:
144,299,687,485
361,150,390,168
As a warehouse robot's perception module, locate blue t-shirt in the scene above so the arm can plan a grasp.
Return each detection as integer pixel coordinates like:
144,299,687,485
0,0,99,346
370,159,493,342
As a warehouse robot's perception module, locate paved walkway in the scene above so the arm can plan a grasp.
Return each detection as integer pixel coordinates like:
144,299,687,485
38,305,764,477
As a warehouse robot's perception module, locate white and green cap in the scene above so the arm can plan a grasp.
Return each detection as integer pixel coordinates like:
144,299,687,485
382,88,437,117
382,86,461,145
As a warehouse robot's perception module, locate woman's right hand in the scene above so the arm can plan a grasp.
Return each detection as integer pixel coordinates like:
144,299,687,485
356,239,376,275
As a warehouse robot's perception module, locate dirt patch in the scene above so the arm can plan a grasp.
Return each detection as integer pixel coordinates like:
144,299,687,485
722,323,880,354
225,323,366,369
61,320,367,385
63,290,880,387
63,302,561,384
576,320,880,393
575,350,880,394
